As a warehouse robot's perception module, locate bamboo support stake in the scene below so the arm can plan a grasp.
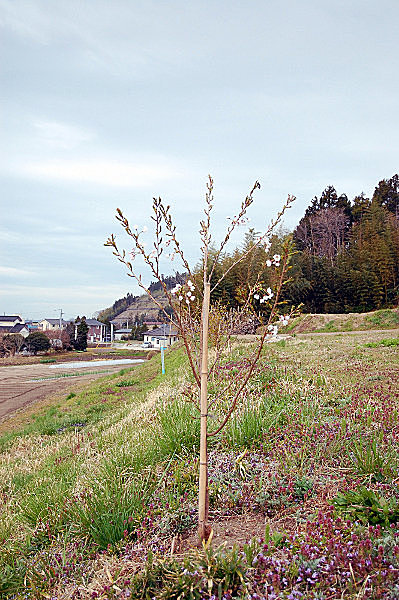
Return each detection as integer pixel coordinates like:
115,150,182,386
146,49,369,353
198,281,211,541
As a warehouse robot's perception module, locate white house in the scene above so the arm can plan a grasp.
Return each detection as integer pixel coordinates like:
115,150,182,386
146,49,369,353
143,325,179,348
113,328,132,341
0,322,30,338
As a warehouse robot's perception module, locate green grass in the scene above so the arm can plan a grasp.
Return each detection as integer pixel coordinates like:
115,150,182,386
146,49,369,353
0,345,190,595
364,337,399,348
348,434,395,481
69,459,156,548
288,308,399,333
225,407,266,448
0,349,184,451
315,319,336,332
157,397,201,456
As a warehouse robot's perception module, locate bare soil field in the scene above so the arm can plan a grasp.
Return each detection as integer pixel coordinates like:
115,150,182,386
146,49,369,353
0,359,142,422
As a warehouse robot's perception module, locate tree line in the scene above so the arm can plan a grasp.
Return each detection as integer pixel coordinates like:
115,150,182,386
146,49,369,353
289,174,398,312
208,174,399,314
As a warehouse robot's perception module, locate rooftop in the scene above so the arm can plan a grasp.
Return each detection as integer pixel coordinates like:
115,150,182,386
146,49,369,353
0,315,23,322
146,326,178,338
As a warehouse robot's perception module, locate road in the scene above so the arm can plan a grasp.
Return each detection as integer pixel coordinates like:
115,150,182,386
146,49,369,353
0,360,141,422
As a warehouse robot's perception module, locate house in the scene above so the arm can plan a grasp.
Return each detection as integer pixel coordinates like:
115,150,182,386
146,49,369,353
143,325,179,348
113,327,132,341
0,315,24,327
39,318,67,331
75,319,107,343
109,319,130,341
25,320,40,331
0,322,30,338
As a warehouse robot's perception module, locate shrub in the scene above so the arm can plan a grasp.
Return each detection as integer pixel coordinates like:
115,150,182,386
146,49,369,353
25,331,51,355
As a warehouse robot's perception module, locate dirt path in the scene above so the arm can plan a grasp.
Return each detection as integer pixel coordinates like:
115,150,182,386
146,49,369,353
296,328,399,336
237,328,399,342
0,361,139,422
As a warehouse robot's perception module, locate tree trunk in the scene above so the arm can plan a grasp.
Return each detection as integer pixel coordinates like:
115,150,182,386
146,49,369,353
198,281,211,541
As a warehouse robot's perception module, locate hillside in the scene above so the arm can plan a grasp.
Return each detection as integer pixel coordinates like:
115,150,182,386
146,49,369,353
98,274,185,325
110,289,169,326
1,330,399,598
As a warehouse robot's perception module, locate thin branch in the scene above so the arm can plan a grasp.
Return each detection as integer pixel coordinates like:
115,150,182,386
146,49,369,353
208,181,261,281
207,245,291,437
105,234,201,386
211,195,295,294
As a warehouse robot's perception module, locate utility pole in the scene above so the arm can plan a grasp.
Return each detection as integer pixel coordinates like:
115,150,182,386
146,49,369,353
161,322,166,375
57,309,64,330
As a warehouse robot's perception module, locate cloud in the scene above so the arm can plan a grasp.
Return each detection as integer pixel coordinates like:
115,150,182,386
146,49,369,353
0,282,125,299
33,120,94,150
0,0,50,43
0,266,37,277
23,158,184,188
0,282,134,319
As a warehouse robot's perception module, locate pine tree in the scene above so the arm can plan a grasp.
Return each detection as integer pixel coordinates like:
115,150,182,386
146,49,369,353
74,318,89,351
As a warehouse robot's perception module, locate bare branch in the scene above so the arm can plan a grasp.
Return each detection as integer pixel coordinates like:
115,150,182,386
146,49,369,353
210,194,295,293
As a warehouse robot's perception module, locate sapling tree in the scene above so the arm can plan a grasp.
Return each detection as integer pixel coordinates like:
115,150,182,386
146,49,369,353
106,176,295,540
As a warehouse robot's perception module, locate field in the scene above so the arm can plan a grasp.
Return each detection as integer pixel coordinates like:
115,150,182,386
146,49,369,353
0,330,399,599
0,348,146,423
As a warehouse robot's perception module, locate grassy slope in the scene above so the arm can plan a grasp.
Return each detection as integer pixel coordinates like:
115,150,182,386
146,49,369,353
1,331,399,598
285,307,399,333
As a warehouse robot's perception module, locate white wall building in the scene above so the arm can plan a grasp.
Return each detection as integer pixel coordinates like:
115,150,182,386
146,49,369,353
143,325,178,348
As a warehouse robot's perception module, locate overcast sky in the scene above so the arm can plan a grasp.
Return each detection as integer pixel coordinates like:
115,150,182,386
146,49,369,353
1,0,398,320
